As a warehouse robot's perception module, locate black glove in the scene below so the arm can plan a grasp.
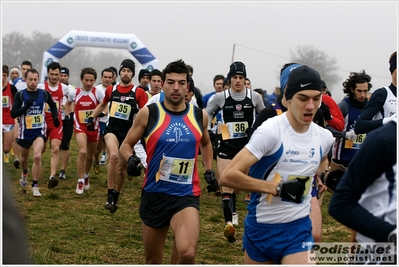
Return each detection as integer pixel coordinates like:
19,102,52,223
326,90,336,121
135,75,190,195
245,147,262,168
53,117,60,128
204,169,218,192
320,102,333,121
278,177,309,203
98,112,106,118
127,155,143,177
322,169,345,191
86,116,95,131
24,98,34,109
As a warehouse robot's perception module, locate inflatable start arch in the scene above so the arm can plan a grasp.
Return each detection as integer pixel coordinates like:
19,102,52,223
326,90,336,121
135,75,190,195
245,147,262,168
41,30,158,82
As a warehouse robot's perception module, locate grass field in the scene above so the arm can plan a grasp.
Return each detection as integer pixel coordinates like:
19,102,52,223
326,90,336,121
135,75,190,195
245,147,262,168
3,136,350,264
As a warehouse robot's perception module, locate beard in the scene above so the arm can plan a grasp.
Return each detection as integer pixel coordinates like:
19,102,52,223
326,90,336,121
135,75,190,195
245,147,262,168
121,76,132,84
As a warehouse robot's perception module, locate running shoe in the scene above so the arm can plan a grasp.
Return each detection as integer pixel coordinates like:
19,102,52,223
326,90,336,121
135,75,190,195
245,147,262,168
14,159,20,169
104,194,118,213
59,170,66,180
99,153,107,165
232,212,239,226
20,172,28,187
224,223,236,243
4,153,9,163
93,161,100,174
76,181,84,195
32,185,41,197
48,176,59,189
84,177,90,190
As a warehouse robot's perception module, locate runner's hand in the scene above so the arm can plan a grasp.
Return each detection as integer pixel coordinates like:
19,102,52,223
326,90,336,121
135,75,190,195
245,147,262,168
24,98,34,109
87,117,95,131
383,113,397,125
345,130,357,141
53,118,60,128
204,169,218,192
278,177,309,203
127,155,143,177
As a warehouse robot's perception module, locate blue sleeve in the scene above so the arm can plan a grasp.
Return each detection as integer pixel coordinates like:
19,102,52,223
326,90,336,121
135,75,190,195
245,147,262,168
329,122,397,242
202,94,210,108
354,88,386,134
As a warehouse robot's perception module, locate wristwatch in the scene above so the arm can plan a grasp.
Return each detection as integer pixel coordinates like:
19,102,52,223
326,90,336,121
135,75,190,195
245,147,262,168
276,183,282,196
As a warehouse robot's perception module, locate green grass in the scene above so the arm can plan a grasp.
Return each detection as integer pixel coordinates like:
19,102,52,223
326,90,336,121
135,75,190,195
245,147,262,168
4,137,350,264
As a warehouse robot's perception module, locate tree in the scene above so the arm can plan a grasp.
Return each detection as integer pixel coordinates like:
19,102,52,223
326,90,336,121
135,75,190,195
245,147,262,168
289,45,340,92
2,31,29,67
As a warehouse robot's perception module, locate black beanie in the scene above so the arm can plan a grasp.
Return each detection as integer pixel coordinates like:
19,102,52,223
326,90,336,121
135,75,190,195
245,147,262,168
139,69,150,81
119,59,135,75
60,67,69,76
285,65,322,100
227,61,247,79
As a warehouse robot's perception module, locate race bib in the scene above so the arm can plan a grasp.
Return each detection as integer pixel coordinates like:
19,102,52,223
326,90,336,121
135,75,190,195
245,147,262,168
353,134,366,146
156,155,194,184
2,96,10,108
25,114,44,129
45,101,60,113
109,102,131,120
78,110,94,124
220,121,249,140
345,134,366,149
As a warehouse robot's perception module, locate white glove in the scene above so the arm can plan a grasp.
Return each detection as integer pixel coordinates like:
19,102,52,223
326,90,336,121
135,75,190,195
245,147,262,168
345,130,357,141
382,113,397,125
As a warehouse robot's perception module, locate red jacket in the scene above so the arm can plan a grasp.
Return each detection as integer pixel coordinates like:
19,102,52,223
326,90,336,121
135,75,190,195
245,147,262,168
322,94,344,131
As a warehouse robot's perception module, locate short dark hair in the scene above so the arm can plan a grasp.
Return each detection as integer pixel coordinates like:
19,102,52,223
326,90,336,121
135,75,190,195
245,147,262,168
47,62,61,73
342,70,372,96
101,68,114,77
253,88,264,98
3,64,9,74
80,67,97,80
25,68,39,79
213,74,225,85
162,59,189,82
186,64,193,75
109,66,118,77
21,60,32,68
149,69,162,80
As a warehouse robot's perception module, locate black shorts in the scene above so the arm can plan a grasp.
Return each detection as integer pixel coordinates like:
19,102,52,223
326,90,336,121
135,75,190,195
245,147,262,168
209,132,220,160
17,135,46,149
61,120,74,150
104,129,127,148
139,190,200,228
217,138,247,159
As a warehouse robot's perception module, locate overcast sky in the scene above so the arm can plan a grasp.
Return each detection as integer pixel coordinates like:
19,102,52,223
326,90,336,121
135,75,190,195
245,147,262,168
2,1,397,102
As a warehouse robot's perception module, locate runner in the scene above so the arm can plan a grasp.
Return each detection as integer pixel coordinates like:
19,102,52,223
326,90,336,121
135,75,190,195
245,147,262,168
66,67,104,194
11,69,59,197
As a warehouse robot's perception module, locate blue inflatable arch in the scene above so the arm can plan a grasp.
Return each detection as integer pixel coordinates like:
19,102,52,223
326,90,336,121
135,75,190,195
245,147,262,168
41,30,158,82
